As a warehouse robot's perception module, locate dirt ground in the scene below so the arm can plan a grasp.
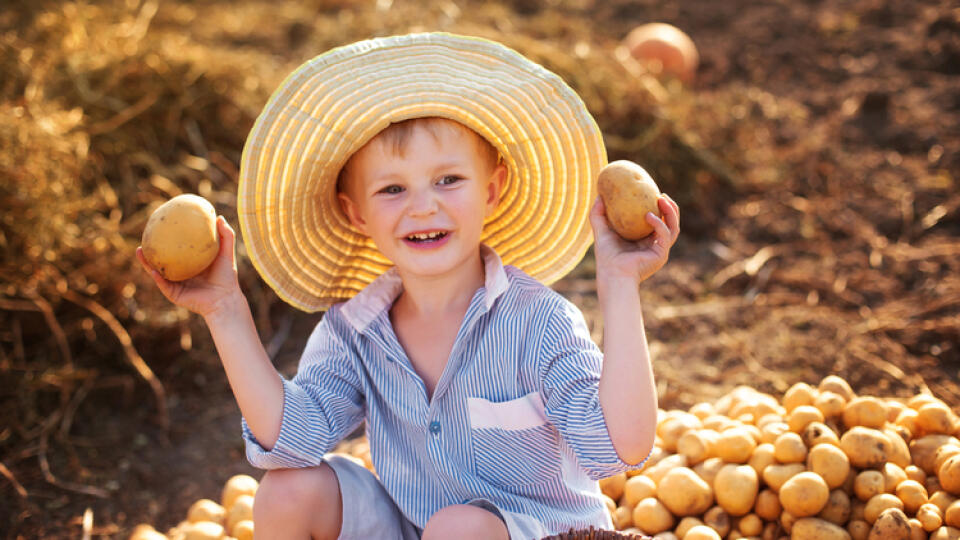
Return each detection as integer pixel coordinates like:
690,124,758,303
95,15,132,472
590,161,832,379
2,0,958,537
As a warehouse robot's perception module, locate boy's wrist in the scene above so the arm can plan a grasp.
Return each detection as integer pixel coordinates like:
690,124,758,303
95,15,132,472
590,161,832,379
596,273,639,301
203,290,251,328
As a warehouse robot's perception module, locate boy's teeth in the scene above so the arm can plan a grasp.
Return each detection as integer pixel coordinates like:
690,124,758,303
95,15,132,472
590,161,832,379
408,232,444,240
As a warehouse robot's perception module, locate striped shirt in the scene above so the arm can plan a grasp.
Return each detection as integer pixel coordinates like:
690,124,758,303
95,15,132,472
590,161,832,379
242,245,650,539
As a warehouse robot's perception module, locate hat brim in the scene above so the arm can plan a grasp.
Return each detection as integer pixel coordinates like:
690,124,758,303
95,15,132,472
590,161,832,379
238,33,607,312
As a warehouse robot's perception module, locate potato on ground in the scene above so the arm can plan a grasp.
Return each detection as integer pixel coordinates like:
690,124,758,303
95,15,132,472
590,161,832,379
754,489,781,521
843,396,888,430
841,427,892,469
779,471,830,517
762,462,806,492
656,466,713,516
940,454,960,495
186,499,226,524
599,472,627,501
714,427,757,463
792,517,853,540
714,464,758,516
918,503,945,532
703,505,732,537
931,526,960,540
808,442,851,489
911,435,960,475
896,480,929,514
632,497,674,534
868,507,910,540
819,489,852,525
624,474,657,507
683,525,722,540
864,493,905,524
855,470,886,501
222,475,258,511
783,382,818,412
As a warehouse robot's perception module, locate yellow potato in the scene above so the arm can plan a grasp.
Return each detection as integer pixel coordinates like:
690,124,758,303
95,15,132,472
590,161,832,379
187,499,226,525
792,517,852,540
737,513,763,536
848,519,871,540
683,525,722,540
656,466,713,516
760,421,789,445
779,471,830,517
754,489,782,521
930,525,960,540
141,194,220,281
843,396,888,430
840,427,892,469
932,491,959,514
855,470,886,502
762,462,805,492
183,521,225,540
232,520,254,540
715,427,757,463
675,516,706,538
226,494,254,535
599,472,627,501
773,431,807,463
693,457,725,486
815,391,848,419
910,518,929,540
819,376,856,401
914,436,960,474
632,497,674,534
896,480,929,514
884,428,913,469
788,405,824,434
868,507,910,539
940,454,960,495
883,463,908,492
613,505,632,530
748,443,776,478
596,160,662,240
803,421,841,448
917,402,958,435
918,503,945,532
714,464,759,516
818,489,852,526
703,505,732,537
783,382,818,412
864,493,904,524
129,525,168,540
624,474,657,507
221,474,258,511
677,429,718,465
808,443,851,489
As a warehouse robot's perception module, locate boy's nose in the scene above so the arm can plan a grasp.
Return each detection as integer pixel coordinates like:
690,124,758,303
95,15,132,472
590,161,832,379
407,187,439,216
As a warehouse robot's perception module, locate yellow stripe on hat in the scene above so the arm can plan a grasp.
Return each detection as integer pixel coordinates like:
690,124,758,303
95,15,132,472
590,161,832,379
239,32,606,312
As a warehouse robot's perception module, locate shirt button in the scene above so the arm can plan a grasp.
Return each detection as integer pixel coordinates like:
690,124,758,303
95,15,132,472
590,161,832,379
429,420,441,434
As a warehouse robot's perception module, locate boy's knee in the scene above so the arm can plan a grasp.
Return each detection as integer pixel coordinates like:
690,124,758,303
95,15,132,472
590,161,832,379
253,463,341,519
422,504,509,540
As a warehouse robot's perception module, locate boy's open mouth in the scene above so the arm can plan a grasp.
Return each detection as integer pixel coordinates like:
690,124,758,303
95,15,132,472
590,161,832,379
405,231,448,244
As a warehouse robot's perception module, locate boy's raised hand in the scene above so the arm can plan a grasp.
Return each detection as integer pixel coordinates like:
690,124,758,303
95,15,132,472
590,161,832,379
589,194,680,285
136,216,243,319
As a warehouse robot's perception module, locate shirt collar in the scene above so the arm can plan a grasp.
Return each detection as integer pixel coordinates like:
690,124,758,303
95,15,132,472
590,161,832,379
339,244,510,333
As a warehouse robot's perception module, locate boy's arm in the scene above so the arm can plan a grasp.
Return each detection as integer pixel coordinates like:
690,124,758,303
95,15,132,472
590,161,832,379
205,293,284,450
590,194,681,465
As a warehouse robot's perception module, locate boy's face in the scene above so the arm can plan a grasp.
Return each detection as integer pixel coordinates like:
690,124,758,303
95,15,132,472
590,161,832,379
337,121,506,281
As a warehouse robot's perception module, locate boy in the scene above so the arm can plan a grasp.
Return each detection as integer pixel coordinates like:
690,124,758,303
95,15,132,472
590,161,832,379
137,33,679,539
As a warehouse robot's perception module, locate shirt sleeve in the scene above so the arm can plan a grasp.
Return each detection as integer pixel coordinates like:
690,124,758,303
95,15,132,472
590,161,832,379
242,307,365,469
536,296,652,480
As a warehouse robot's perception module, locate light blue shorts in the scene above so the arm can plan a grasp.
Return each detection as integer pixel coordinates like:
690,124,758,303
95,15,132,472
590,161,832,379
324,453,514,540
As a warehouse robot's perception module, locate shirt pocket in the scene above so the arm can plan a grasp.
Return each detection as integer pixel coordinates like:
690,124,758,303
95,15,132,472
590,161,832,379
467,391,562,488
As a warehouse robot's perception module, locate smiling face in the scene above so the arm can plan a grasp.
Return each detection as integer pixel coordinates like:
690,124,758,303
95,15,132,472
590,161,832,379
337,118,506,282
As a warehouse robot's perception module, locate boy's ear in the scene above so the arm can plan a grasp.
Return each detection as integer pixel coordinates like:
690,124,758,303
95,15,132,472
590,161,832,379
337,191,367,234
485,164,507,216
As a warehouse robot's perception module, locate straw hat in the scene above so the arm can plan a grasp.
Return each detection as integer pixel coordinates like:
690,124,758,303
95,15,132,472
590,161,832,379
238,32,607,312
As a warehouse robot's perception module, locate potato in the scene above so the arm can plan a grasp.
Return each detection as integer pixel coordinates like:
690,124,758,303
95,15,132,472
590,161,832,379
792,517,852,540
141,194,220,281
908,518,928,540
864,494,904,524
762,463,806,492
819,376,856,402
819,489,852,525
623,23,700,83
773,432,807,463
658,412,702,452
613,505,633,529
651,531,678,540
931,526,960,540
780,471,830,517
896,409,920,437
683,525,722,540
808,443,851,489
886,400,908,422
738,513,763,536
784,382,818,412
600,472,627,501
694,457,725,487
841,427,892,469
129,525,168,540
780,509,798,534
917,402,958,435
690,402,716,420
934,445,960,474
788,405,825,434
678,429,718,465
868,507,910,540
624,474,657,507
632,497,675,534
843,397,888,430
657,466,713,516
675,516,706,538
232,520,254,540
883,463,908,493
911,435,960,475
848,519,871,540
947,500,960,528
909,394,942,410
816,391,848,419
714,464,759,516
760,421,789,445
754,489,782,521
597,160,662,240
183,521,225,540
918,503,945,532
940,454,960,495
803,421,841,448
905,465,926,484
748,443,776,478
602,493,617,514
716,427,758,463
931,491,959,514
187,499,226,524
222,474,258,511
226,494,254,535
703,505,732,536
645,453,689,486
896,480,929,514
884,428,913,469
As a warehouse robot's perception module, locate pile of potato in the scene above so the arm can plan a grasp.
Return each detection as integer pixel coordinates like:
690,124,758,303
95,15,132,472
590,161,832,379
129,475,258,540
599,376,960,539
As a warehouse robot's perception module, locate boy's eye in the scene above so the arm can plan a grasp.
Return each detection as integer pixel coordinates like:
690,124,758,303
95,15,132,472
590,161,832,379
439,175,463,185
379,185,404,194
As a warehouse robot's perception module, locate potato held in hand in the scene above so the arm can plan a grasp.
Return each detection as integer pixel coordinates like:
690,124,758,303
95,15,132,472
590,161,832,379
597,160,663,240
141,194,219,281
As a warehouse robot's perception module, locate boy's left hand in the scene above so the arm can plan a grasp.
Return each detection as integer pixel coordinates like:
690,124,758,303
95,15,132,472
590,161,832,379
589,194,680,285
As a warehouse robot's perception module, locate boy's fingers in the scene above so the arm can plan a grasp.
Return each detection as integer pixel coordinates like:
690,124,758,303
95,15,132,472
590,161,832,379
646,212,672,248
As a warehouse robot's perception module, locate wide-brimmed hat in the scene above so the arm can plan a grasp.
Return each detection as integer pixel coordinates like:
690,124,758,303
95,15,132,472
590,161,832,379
238,32,607,312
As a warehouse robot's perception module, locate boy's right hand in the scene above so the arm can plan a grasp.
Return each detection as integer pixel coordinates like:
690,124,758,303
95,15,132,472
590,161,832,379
136,215,243,320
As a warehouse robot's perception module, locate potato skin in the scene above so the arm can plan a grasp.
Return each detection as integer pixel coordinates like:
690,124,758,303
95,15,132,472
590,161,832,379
793,517,853,540
141,194,219,281
597,160,662,240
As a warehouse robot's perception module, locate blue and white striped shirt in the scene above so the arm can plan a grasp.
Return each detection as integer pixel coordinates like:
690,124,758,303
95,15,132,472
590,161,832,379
242,245,650,539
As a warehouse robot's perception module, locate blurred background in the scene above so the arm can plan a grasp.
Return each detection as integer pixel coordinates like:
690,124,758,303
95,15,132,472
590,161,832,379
1,0,957,536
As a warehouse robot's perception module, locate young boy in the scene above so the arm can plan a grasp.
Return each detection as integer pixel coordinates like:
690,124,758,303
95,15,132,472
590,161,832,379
137,33,679,539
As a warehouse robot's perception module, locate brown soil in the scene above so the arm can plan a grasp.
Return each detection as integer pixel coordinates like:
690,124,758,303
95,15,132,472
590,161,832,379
2,0,958,538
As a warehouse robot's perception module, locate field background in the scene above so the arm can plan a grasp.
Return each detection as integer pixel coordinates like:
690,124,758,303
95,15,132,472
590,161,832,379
1,0,958,537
